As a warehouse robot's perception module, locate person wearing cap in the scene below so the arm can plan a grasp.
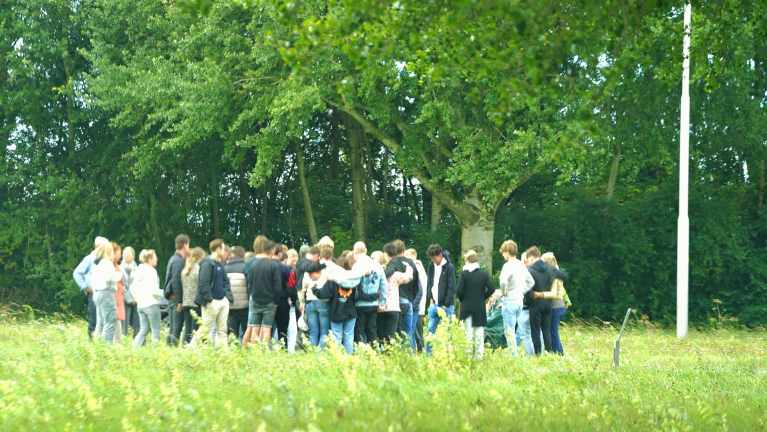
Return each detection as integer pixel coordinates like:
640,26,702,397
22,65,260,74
74,236,110,339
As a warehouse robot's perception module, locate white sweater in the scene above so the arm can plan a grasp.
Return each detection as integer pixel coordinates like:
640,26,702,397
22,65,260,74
130,264,163,308
499,258,534,305
91,259,122,291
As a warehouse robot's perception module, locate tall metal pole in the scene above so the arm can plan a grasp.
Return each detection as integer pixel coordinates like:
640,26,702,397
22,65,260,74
677,3,691,340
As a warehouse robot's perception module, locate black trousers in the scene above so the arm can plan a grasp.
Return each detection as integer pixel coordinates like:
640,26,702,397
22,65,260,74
529,300,553,354
376,312,399,348
167,300,184,346
182,306,201,345
274,298,291,344
227,308,248,340
414,314,425,352
354,307,378,344
87,293,97,339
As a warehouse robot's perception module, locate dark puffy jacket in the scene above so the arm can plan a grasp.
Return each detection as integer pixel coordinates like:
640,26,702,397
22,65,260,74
195,257,233,306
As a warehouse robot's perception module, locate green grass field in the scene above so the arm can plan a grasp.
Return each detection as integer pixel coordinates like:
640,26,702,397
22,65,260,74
0,312,765,431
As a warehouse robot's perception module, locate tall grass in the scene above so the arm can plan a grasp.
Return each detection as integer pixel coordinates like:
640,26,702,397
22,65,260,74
0,305,765,431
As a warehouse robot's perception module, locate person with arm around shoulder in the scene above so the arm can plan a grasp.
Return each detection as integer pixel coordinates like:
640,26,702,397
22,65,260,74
533,252,567,355
131,250,164,348
498,240,535,357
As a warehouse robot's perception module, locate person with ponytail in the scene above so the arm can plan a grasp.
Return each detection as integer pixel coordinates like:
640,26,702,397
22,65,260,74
181,247,206,345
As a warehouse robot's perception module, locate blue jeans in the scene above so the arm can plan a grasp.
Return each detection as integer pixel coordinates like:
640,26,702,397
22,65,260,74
407,304,420,351
400,301,414,349
305,301,330,347
426,304,454,354
551,307,566,354
94,289,117,343
516,309,535,357
133,304,161,348
330,318,356,354
501,300,522,357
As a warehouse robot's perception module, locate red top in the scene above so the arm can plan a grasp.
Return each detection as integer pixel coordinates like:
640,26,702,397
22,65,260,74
114,263,125,321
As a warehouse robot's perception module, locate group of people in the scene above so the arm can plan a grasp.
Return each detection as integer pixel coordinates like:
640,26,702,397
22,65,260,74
73,234,570,357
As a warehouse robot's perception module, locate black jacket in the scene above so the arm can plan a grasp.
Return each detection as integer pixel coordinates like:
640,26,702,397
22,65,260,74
312,280,358,323
456,267,495,326
426,253,457,307
385,256,422,305
526,260,568,308
194,257,234,306
295,256,326,289
164,252,185,302
247,257,282,305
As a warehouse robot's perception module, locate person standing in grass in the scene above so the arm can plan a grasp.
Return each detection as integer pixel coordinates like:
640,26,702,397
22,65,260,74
181,247,206,345
131,249,164,348
498,240,534,356
272,244,295,347
312,265,365,354
226,246,249,343
165,234,189,346
111,242,125,344
298,246,330,348
456,250,496,359
245,239,281,346
73,236,109,339
352,242,388,346
195,239,234,347
534,252,567,355
120,247,140,339
404,248,428,353
525,246,568,355
91,241,124,343
375,248,413,350
425,244,456,355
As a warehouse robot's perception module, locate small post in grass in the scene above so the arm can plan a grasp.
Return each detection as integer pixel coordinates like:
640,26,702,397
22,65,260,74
614,308,632,368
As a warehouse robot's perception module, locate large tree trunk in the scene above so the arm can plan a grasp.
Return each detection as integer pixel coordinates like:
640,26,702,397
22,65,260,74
260,184,269,236
431,195,443,232
210,169,220,239
294,139,318,244
606,142,621,199
458,191,496,273
382,147,390,211
342,113,368,243
238,163,257,239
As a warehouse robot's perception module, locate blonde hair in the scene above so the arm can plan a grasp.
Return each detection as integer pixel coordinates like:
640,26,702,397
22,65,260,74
541,252,558,269
183,247,206,276
499,240,517,256
317,236,334,249
139,249,156,264
464,250,478,264
96,243,113,261
286,249,298,260
371,251,388,267
123,246,135,259
404,248,417,260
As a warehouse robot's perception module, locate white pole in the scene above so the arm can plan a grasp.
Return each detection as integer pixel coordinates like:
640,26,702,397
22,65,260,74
677,3,691,340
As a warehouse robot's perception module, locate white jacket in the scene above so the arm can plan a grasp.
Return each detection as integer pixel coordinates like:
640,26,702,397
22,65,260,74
499,258,534,305
131,264,163,308
91,259,122,291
